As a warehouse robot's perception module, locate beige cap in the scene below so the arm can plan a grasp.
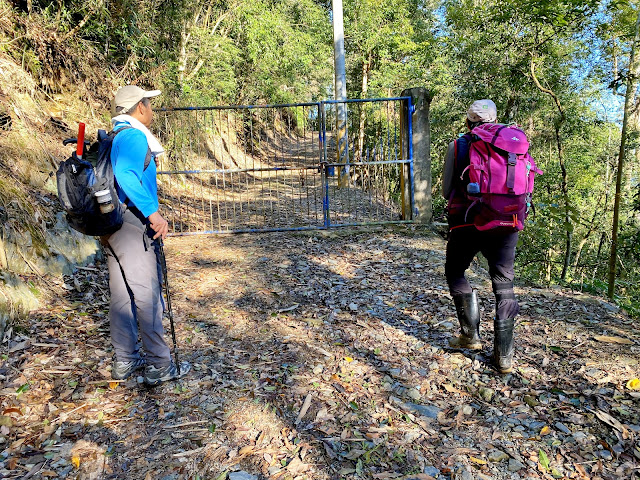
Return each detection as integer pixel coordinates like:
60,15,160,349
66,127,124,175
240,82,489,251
467,99,497,123
113,85,161,113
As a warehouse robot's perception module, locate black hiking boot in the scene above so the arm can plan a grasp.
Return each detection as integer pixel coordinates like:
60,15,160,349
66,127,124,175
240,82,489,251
449,291,482,350
493,316,515,374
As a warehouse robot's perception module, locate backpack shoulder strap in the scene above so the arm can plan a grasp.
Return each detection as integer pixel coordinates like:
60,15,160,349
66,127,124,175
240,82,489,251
454,133,472,171
453,138,458,170
110,126,153,171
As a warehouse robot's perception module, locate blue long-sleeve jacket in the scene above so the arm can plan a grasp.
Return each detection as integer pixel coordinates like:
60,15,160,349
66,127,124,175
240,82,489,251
110,122,158,218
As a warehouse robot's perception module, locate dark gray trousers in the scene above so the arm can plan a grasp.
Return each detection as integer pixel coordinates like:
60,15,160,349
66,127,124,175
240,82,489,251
105,209,171,367
445,225,520,320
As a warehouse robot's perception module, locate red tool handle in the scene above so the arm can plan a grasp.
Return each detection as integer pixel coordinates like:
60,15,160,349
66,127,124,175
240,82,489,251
76,122,85,159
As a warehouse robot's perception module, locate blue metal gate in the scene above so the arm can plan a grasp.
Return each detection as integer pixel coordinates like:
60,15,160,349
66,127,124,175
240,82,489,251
155,97,413,234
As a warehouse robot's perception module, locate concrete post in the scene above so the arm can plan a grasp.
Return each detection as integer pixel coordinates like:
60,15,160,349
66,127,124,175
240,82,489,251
402,87,433,223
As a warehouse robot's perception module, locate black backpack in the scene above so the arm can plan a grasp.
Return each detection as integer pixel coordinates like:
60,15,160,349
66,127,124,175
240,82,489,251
56,127,151,236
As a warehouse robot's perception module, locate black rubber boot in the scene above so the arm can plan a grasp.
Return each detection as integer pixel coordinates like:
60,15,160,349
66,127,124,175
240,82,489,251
449,291,482,349
493,316,514,373
493,292,517,373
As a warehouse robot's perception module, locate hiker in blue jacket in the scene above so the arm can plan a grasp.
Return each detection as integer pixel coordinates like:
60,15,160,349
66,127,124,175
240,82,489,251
105,85,190,385
442,99,520,374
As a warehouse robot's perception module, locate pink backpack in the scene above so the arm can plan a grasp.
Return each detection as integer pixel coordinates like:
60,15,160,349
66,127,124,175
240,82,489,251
462,123,543,231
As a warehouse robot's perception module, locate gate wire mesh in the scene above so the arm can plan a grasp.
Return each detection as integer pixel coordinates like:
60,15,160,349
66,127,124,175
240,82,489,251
321,98,413,228
155,98,412,234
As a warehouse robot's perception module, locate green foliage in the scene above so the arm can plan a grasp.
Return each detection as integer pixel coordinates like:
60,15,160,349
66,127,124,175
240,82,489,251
343,0,435,98
142,0,334,106
231,0,332,104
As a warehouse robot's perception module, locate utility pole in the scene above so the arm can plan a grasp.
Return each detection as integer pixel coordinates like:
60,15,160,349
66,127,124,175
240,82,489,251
332,0,349,187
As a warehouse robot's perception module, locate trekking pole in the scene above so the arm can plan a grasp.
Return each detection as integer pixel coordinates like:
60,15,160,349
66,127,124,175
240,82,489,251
158,240,180,374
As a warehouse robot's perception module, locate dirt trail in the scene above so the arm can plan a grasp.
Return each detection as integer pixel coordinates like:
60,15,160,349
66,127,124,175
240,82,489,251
1,226,639,480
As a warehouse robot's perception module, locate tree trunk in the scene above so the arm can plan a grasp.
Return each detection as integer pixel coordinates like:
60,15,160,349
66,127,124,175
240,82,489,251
556,125,572,280
530,57,572,280
177,22,191,86
572,198,601,271
631,96,640,188
573,155,613,272
177,7,203,86
505,95,518,124
608,10,640,299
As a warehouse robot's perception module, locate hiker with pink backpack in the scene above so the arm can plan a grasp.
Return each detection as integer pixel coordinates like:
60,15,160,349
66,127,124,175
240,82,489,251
442,99,542,373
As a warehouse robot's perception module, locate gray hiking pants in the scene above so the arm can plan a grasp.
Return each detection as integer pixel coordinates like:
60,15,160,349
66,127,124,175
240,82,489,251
104,209,171,367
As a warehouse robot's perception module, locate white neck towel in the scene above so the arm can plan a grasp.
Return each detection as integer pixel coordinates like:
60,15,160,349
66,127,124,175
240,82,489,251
111,114,164,156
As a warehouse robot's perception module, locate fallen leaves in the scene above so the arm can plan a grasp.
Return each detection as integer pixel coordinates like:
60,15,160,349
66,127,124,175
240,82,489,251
443,383,468,395
294,392,313,424
592,408,631,439
285,456,309,475
2,229,640,480
537,448,563,478
238,445,254,456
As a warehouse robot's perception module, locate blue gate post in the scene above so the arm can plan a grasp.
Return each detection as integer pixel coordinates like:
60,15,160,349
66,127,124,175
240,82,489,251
320,101,331,227
408,96,415,219
400,96,415,220
322,161,331,227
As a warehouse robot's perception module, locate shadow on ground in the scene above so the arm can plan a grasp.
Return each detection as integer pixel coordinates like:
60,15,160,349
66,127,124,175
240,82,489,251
1,226,639,480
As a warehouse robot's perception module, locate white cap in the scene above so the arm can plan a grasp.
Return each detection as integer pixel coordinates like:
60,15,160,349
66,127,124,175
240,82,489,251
467,99,497,123
112,85,161,113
